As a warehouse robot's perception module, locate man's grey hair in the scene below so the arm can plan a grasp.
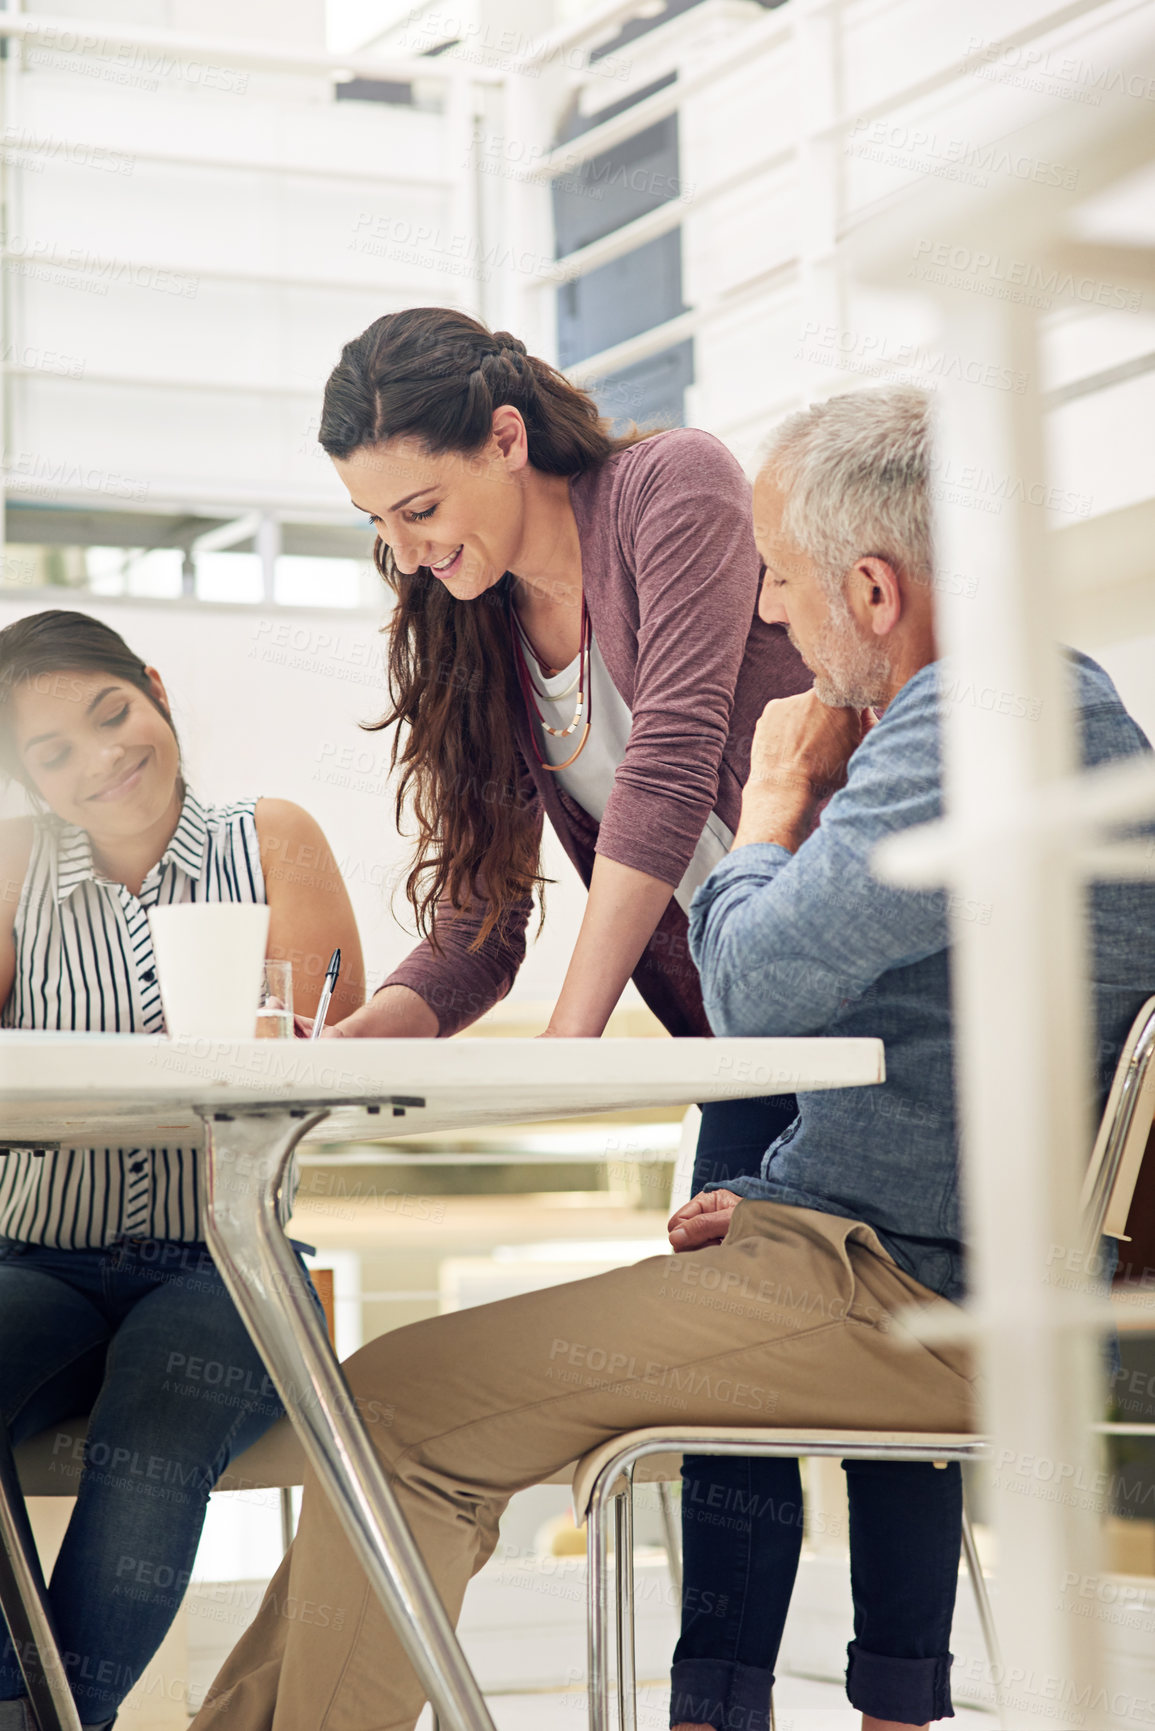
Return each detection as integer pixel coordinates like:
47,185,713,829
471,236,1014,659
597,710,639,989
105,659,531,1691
761,386,934,597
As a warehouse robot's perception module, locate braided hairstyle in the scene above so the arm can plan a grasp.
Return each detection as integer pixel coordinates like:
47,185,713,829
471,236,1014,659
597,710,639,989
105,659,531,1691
319,308,616,476
318,308,653,961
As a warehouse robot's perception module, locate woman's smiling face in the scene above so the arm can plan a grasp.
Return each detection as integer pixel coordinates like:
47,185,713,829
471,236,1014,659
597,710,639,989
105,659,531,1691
331,412,530,602
12,667,181,840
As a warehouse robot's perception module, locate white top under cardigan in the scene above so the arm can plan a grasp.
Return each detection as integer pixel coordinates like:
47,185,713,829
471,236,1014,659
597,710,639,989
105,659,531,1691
534,633,733,913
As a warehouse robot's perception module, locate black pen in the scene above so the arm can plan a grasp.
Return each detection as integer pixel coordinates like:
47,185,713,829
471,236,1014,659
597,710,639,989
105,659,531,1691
311,948,341,1040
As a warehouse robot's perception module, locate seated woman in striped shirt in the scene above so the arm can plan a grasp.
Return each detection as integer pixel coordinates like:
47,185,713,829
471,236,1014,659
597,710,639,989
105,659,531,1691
0,608,364,1731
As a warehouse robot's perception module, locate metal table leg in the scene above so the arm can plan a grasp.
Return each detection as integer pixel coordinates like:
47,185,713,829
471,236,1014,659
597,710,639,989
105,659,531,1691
0,1425,82,1731
202,1108,497,1731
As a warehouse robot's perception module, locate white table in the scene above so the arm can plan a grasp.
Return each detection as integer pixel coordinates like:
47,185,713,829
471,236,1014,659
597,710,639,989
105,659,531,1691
0,1033,884,1731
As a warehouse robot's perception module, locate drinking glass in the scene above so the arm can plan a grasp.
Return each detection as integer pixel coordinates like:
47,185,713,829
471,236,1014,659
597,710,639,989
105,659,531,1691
256,960,294,1039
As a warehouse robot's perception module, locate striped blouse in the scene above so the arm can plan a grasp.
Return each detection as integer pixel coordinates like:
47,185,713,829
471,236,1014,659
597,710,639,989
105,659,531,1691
0,790,266,1247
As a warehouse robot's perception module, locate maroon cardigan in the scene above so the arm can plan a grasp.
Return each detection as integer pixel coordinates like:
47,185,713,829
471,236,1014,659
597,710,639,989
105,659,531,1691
385,428,811,1036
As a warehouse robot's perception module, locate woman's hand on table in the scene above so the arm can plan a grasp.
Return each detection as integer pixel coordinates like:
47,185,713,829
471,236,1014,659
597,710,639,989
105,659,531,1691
292,1014,347,1039
667,1188,743,1252
320,986,440,1040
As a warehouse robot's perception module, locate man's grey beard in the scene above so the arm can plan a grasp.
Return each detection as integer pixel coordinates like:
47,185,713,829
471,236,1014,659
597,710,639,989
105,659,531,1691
787,606,892,710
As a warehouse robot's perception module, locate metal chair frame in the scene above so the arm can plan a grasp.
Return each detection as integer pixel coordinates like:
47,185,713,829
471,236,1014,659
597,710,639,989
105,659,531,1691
576,1428,992,1731
575,995,1155,1731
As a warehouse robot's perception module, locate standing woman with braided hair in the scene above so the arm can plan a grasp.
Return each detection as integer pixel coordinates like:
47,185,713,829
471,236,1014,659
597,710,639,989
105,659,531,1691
303,309,963,1731
320,308,810,1045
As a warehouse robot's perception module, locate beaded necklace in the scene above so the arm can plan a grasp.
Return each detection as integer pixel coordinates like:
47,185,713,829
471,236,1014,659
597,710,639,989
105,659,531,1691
509,596,592,772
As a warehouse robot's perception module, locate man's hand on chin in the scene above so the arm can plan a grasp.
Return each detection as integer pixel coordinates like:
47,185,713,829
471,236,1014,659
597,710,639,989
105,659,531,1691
735,691,873,853
668,1189,743,1251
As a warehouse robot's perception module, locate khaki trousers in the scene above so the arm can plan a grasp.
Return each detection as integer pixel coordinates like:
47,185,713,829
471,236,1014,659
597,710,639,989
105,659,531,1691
191,1203,976,1731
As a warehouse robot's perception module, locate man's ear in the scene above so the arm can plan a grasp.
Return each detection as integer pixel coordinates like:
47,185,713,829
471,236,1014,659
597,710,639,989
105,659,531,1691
849,556,902,638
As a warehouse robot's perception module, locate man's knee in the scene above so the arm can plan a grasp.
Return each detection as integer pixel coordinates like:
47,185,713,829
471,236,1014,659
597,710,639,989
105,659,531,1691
340,1315,488,1475
340,1328,418,1459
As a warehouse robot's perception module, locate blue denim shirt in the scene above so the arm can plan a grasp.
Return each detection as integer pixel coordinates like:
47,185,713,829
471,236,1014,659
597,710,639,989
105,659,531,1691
688,653,1155,1302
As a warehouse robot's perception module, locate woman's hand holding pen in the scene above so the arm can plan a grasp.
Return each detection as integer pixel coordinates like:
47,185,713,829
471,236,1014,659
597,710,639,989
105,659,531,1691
322,984,439,1039
295,951,440,1038
293,1016,346,1038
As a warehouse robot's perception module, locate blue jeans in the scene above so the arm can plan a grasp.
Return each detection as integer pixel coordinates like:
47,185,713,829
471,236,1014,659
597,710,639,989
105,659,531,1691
0,1236,302,1725
670,1099,960,1729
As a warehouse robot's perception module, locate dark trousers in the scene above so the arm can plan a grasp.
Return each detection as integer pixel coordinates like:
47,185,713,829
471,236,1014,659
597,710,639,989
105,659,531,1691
670,1098,961,1730
0,1237,307,1725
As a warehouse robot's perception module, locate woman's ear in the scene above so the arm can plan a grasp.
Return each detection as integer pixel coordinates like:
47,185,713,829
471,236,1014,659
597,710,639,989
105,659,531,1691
490,404,529,472
144,667,172,717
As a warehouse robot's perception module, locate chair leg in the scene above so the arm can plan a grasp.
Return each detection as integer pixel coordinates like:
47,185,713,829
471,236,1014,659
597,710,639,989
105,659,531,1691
0,1427,82,1731
615,1475,637,1731
587,1476,616,1731
961,1498,1006,1726
279,1486,296,1553
657,1481,682,1605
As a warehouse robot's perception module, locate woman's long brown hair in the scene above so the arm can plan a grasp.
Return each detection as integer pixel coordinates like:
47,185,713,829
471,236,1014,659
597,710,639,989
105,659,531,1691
319,307,652,951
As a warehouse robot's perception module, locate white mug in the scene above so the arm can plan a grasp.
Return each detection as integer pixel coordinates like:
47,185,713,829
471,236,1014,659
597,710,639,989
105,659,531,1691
148,904,271,1038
